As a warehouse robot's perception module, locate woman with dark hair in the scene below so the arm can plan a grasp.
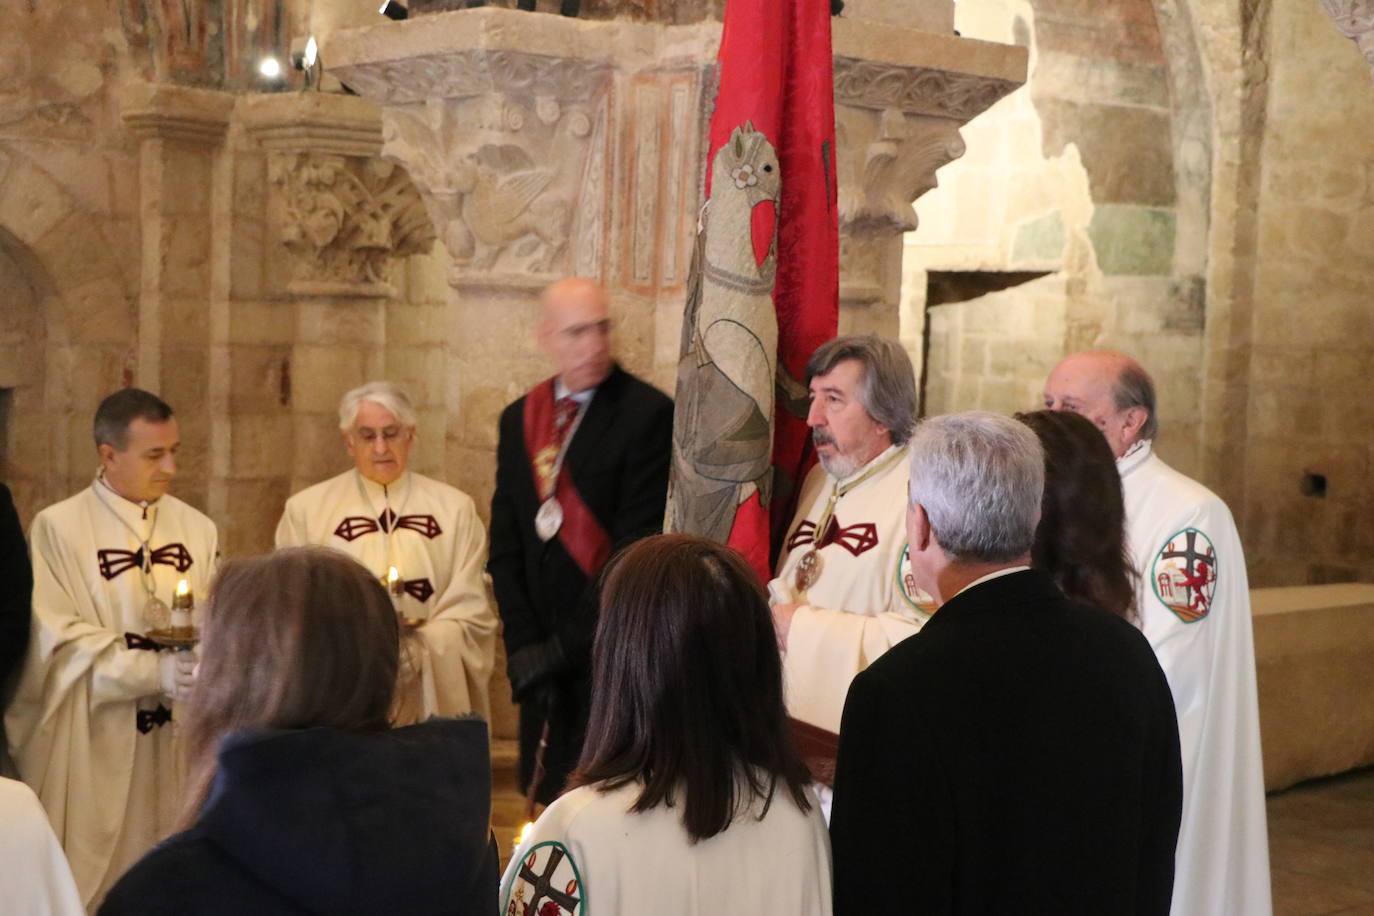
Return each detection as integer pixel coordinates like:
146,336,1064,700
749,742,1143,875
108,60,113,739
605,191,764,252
100,547,497,915
501,534,831,915
1015,409,1139,619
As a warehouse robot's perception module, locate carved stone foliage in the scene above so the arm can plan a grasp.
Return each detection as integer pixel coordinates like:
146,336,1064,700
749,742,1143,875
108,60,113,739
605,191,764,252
834,57,1022,121
835,108,966,238
1319,0,1374,80
360,51,613,288
267,153,436,298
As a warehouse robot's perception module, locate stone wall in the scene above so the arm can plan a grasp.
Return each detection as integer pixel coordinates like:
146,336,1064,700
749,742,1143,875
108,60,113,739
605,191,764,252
1239,0,1374,586
906,0,1374,588
908,0,1209,481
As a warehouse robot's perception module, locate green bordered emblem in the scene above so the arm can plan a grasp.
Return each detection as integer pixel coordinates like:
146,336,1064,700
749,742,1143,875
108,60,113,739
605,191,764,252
1150,527,1218,624
895,542,935,623
503,840,585,916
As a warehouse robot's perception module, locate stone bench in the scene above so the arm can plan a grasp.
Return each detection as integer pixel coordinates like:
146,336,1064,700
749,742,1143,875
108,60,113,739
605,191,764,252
1252,583,1374,792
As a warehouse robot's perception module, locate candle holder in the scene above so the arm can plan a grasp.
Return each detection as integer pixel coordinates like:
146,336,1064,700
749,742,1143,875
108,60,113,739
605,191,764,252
147,580,199,649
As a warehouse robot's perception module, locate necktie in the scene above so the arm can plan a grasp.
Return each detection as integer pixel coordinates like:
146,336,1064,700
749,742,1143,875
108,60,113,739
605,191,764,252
555,397,578,445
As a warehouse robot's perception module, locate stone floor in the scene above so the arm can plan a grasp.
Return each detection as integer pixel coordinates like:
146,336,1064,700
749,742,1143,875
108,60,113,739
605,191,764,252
1269,767,1374,915
492,741,1374,914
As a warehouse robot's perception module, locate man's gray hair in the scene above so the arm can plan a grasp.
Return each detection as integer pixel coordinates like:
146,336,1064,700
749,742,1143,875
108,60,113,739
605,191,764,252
337,381,418,432
805,334,918,446
906,411,1045,564
1113,362,1158,441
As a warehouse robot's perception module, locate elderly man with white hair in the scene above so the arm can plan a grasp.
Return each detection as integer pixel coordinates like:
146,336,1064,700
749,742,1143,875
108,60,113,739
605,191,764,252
275,381,498,723
830,411,1182,916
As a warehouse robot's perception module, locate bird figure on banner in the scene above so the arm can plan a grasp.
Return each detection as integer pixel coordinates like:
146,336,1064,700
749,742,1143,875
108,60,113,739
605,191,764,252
670,121,782,544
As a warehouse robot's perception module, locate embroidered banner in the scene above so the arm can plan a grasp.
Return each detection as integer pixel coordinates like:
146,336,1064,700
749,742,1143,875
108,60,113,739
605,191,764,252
667,0,839,582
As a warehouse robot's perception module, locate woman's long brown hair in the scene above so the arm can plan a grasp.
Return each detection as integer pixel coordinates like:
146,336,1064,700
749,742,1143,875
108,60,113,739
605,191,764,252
568,534,812,843
178,547,399,828
1015,409,1139,619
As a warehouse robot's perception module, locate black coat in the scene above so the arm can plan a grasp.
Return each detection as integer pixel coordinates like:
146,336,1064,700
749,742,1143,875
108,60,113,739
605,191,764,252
0,482,31,692
489,365,672,802
830,569,1182,916
99,719,498,915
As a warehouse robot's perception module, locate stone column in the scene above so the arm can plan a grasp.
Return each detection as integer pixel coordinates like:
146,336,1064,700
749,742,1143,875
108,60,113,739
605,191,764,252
1320,0,1374,83
831,19,1024,337
121,83,235,510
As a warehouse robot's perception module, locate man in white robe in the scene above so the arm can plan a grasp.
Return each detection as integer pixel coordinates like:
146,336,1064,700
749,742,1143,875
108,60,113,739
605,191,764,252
276,381,498,723
1045,350,1271,916
771,335,932,734
5,389,215,908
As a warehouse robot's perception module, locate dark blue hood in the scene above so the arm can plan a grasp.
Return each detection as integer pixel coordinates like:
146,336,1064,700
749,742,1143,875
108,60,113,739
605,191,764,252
195,718,494,914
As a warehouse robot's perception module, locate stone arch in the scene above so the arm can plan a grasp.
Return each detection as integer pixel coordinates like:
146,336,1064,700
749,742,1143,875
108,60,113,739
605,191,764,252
0,148,138,523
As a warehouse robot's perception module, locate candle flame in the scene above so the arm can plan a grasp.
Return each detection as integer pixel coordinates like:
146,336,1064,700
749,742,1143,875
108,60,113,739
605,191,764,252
176,579,190,597
516,821,535,848
387,566,400,585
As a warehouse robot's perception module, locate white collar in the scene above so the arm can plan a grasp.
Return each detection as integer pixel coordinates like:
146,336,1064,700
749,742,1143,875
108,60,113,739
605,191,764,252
355,469,411,506
93,474,160,526
1116,439,1154,478
950,565,1031,602
554,379,597,405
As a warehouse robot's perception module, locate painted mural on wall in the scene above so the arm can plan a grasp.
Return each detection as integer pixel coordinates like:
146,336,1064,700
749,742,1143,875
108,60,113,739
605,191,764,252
117,0,295,89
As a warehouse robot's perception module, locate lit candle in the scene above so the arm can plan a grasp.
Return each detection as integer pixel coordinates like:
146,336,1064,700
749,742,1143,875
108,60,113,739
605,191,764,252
386,566,404,596
515,821,535,853
172,579,193,632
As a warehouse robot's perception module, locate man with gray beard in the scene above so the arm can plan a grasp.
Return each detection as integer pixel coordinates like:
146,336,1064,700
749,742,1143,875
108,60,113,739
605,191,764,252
769,335,932,738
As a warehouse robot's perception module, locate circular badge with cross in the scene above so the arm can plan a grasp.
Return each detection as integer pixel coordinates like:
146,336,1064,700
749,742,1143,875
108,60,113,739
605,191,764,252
1150,527,1218,623
503,840,584,916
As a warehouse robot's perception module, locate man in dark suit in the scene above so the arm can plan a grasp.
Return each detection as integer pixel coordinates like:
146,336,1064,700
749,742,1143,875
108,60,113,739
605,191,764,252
830,411,1182,916
490,277,673,804
1,482,32,776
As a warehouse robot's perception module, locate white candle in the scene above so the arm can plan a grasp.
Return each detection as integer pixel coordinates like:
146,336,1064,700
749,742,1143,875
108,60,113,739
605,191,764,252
172,579,193,631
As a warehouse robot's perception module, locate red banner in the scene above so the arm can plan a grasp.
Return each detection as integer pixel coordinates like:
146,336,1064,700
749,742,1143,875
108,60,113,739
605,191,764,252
668,0,839,583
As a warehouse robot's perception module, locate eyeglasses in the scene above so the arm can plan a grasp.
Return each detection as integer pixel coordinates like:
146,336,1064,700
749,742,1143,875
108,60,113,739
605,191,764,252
352,427,409,443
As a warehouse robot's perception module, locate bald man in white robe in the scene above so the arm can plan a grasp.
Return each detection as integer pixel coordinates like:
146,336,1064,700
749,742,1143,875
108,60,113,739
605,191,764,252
1045,350,1271,916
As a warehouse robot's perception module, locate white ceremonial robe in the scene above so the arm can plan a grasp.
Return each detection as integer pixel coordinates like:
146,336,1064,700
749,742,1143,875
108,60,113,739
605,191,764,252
275,469,499,723
4,483,218,908
1120,441,1271,916
0,776,84,916
771,444,932,733
502,779,833,916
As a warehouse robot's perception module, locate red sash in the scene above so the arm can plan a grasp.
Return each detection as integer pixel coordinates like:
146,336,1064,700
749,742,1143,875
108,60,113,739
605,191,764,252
523,377,613,578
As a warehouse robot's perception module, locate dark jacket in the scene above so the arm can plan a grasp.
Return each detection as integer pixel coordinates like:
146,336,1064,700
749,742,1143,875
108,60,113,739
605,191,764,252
0,482,31,691
100,718,498,915
489,364,672,802
830,568,1182,916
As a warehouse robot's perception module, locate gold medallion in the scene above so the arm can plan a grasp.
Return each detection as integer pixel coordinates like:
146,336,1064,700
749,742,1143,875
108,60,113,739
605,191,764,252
794,549,822,592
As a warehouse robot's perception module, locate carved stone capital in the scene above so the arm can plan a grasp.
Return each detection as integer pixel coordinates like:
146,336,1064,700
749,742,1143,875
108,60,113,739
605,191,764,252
836,108,966,238
264,151,436,298
241,94,436,298
344,52,614,290
1319,0,1374,80
119,82,234,145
